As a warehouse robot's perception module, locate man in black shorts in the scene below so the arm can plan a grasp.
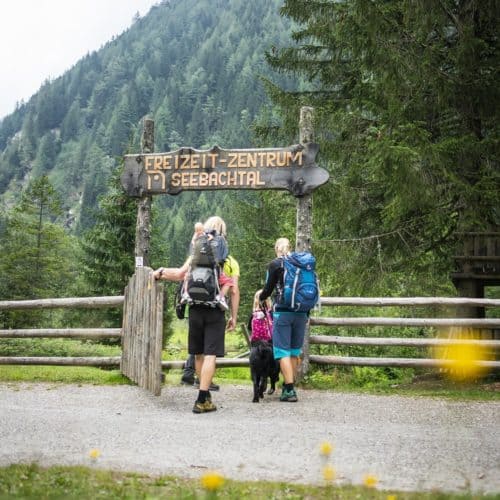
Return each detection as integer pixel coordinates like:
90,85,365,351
154,216,230,413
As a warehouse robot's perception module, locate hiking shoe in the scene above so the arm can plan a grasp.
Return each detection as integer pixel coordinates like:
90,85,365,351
215,294,229,311
192,399,217,413
194,378,220,391
280,388,298,402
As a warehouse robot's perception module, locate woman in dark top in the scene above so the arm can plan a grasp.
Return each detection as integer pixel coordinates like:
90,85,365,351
259,238,308,403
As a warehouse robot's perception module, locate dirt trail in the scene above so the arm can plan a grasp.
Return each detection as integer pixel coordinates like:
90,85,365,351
0,382,499,494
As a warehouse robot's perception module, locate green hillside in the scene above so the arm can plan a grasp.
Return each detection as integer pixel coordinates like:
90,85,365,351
0,0,293,232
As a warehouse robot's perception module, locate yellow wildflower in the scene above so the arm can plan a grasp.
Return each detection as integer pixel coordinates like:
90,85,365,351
322,464,336,482
363,474,378,488
201,471,225,491
319,441,334,457
89,448,101,459
387,495,397,500
433,328,491,382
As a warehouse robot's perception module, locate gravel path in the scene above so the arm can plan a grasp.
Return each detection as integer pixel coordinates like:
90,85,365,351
0,382,499,494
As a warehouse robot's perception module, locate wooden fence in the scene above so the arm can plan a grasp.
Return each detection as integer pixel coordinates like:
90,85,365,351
0,296,124,367
308,297,500,370
0,268,167,395
1,288,500,395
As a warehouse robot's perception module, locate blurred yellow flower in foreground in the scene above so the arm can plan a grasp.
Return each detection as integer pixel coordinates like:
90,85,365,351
433,328,491,382
201,471,225,491
89,448,101,459
322,464,336,482
363,474,378,488
386,495,397,500
319,441,334,457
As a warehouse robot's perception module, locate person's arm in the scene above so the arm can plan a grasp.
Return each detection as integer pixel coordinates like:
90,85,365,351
226,276,239,331
153,258,190,281
259,259,281,302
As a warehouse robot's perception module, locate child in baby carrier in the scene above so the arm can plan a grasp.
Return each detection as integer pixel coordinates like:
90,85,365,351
250,290,273,343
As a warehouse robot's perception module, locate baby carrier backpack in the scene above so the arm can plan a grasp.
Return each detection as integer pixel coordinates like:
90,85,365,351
278,251,319,312
185,231,228,305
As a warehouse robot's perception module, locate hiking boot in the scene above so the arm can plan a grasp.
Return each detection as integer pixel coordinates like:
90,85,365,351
215,294,229,311
280,388,298,402
192,399,217,413
194,378,220,391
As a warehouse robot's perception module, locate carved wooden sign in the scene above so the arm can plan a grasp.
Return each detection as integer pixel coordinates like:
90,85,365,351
121,143,329,197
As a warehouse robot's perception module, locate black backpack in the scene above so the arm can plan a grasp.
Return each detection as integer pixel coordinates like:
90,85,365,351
186,233,221,305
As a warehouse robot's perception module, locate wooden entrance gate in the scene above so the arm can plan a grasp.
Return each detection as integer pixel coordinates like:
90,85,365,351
121,267,164,395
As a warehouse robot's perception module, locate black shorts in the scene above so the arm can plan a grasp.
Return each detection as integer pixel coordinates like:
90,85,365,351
188,306,226,356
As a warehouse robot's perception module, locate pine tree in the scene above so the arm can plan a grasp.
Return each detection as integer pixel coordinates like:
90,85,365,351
80,168,137,297
0,176,77,327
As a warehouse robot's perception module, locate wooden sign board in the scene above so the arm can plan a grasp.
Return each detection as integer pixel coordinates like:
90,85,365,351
121,143,329,198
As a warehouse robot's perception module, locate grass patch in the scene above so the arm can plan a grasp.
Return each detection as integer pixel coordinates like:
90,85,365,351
0,463,493,499
0,365,129,385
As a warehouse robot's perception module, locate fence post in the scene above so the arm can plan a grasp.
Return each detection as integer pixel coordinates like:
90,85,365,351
296,106,314,379
134,118,154,268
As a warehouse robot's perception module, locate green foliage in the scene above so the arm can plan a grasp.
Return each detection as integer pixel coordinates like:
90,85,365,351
80,169,136,298
262,0,500,296
0,338,120,358
0,176,77,327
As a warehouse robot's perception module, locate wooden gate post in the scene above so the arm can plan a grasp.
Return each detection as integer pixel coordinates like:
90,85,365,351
134,118,154,268
296,106,314,379
121,267,164,395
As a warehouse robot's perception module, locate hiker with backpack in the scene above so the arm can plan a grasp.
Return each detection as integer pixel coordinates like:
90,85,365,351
259,237,319,403
153,216,239,413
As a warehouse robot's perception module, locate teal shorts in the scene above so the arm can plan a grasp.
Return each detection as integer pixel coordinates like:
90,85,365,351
272,311,308,360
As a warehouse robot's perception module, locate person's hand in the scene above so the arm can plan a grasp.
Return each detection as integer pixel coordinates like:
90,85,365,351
226,316,236,331
153,268,164,280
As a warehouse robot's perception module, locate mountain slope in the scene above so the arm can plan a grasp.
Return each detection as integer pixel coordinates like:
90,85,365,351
0,0,293,231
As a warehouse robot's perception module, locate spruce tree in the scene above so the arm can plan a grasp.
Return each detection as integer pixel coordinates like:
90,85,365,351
0,176,77,327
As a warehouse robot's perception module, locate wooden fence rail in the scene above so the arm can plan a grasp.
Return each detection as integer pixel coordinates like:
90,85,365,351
0,329,122,339
0,356,120,366
0,296,124,310
309,335,500,348
320,297,500,307
311,317,500,328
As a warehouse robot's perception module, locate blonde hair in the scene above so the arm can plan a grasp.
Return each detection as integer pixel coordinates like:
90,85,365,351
204,216,227,236
194,222,204,234
274,237,291,257
253,289,272,311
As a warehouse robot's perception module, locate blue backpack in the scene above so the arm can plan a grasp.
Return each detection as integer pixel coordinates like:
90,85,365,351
280,252,319,312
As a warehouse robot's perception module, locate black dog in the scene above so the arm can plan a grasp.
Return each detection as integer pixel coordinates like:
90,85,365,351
249,340,280,403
